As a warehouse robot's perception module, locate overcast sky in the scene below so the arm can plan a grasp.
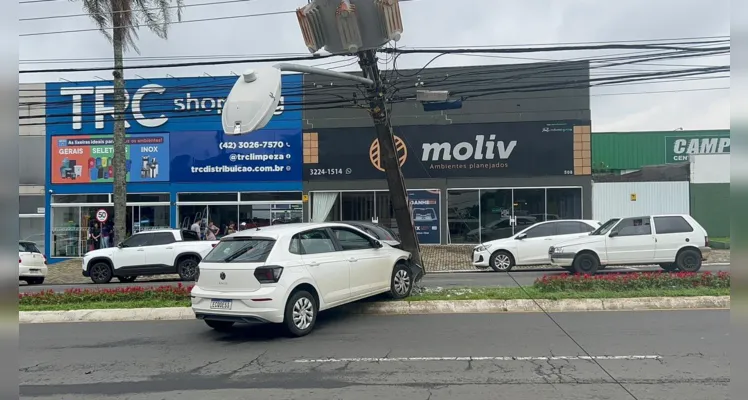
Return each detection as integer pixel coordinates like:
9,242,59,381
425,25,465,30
19,0,730,132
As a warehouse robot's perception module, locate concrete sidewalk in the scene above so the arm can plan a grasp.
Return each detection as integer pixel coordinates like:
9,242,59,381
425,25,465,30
19,296,729,324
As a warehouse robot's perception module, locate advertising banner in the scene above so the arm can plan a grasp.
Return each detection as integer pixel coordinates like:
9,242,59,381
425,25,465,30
408,189,441,244
51,134,170,184
303,121,583,180
44,74,303,134
169,130,301,182
665,134,730,163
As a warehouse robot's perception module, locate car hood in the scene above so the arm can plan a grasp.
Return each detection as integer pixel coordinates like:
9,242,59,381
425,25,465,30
476,237,513,249
83,248,116,258
554,235,605,248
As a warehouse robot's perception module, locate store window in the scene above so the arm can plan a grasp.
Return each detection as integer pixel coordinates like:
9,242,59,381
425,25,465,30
209,205,239,238
51,206,82,257
479,189,513,242
20,215,45,254
375,192,397,230
547,188,582,219
310,192,341,222
240,192,302,202
447,190,479,244
341,191,375,221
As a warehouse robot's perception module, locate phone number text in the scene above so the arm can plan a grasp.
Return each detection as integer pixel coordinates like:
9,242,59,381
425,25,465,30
219,141,287,150
308,168,351,176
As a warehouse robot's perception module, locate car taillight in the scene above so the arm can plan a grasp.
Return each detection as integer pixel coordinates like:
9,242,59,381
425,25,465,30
705,236,709,247
18,259,21,264
42,255,47,264
254,266,283,284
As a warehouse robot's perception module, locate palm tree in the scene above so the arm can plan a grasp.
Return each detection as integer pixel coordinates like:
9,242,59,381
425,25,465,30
74,0,184,243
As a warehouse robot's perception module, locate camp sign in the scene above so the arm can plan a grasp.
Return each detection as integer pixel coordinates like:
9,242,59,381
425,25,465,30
665,135,730,163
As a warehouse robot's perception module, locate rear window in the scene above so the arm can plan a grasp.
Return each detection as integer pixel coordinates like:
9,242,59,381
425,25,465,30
19,242,41,253
202,238,275,263
180,230,200,241
654,216,694,234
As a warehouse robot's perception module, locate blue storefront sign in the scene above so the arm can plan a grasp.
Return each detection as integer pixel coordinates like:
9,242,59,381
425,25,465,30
408,189,441,244
170,129,301,182
45,74,302,134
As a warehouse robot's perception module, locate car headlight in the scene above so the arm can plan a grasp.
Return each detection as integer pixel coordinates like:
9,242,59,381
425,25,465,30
475,244,490,252
549,246,563,254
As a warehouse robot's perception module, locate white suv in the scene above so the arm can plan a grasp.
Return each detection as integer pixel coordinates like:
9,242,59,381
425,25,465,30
549,214,711,274
191,222,421,337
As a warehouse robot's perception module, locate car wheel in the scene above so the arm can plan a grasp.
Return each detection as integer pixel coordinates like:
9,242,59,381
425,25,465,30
676,249,702,272
489,250,514,272
389,262,413,299
177,257,199,281
573,253,599,275
90,262,113,284
283,290,317,338
205,320,235,332
117,276,137,283
26,277,44,285
659,263,679,272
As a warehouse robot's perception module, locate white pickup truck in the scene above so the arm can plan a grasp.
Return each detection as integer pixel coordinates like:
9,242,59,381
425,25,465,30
82,229,218,284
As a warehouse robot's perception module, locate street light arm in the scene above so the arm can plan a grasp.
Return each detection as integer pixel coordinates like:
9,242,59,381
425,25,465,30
273,63,374,87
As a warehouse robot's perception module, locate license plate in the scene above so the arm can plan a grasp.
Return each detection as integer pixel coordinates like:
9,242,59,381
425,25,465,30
30,269,41,273
210,299,232,310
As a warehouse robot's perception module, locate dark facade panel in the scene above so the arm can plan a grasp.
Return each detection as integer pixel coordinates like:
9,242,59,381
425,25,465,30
302,121,590,181
19,136,45,186
302,60,591,129
19,195,45,214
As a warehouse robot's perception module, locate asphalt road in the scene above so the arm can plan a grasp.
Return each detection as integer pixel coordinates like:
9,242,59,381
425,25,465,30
19,264,731,293
20,310,728,399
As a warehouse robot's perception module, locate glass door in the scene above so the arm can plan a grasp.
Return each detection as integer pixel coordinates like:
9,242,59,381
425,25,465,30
478,189,513,242
512,189,547,231
132,205,171,233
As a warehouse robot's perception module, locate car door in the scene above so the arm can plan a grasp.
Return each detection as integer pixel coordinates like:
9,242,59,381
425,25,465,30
330,226,389,296
111,233,152,269
296,229,351,306
605,217,656,263
652,216,696,261
514,222,558,264
556,221,596,242
144,232,178,270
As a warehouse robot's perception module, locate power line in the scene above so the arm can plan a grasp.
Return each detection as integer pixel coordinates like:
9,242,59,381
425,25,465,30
19,9,296,37
19,0,254,21
19,41,729,74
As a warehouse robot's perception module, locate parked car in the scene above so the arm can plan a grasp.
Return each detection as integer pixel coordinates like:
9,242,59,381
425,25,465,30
339,220,402,248
549,214,711,274
465,216,538,242
472,219,600,272
82,229,218,284
19,241,47,285
191,222,421,337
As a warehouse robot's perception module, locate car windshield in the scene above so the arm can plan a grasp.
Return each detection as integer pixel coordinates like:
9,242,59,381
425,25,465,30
202,238,275,263
590,218,620,235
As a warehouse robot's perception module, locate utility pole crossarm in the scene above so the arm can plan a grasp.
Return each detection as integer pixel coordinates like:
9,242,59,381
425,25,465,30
273,63,374,87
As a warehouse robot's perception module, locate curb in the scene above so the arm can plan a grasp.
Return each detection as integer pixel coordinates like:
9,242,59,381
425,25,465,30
427,263,731,274
18,296,730,324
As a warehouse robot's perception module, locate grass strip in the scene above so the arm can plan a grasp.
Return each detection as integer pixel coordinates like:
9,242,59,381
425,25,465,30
19,287,729,312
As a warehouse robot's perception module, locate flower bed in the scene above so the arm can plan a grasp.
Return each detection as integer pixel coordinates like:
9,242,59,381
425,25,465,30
533,271,730,292
19,283,194,306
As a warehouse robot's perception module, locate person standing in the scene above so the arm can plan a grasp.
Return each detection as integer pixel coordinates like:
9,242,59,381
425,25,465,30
190,219,201,239
205,221,218,241
101,222,111,248
90,223,102,250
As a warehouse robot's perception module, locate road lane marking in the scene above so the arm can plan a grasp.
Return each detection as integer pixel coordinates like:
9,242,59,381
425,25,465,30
294,355,663,363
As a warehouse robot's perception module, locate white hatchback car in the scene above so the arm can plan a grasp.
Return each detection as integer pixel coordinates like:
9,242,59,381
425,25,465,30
191,222,421,337
472,219,600,272
19,241,47,285
549,214,711,274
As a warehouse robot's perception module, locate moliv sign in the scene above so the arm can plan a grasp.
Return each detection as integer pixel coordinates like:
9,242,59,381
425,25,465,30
665,135,730,163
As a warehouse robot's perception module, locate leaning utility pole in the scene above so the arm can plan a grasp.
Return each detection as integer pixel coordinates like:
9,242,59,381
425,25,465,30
296,0,423,267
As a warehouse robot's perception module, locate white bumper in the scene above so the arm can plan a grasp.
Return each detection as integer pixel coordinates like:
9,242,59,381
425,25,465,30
471,248,492,268
549,257,574,267
19,265,48,278
190,285,287,324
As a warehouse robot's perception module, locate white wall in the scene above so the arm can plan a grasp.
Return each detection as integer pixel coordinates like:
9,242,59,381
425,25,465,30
592,182,690,222
690,153,730,184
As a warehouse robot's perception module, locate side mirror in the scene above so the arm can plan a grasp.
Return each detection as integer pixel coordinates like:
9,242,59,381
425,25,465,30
608,232,618,238
117,242,124,248
374,240,383,248
515,233,527,240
